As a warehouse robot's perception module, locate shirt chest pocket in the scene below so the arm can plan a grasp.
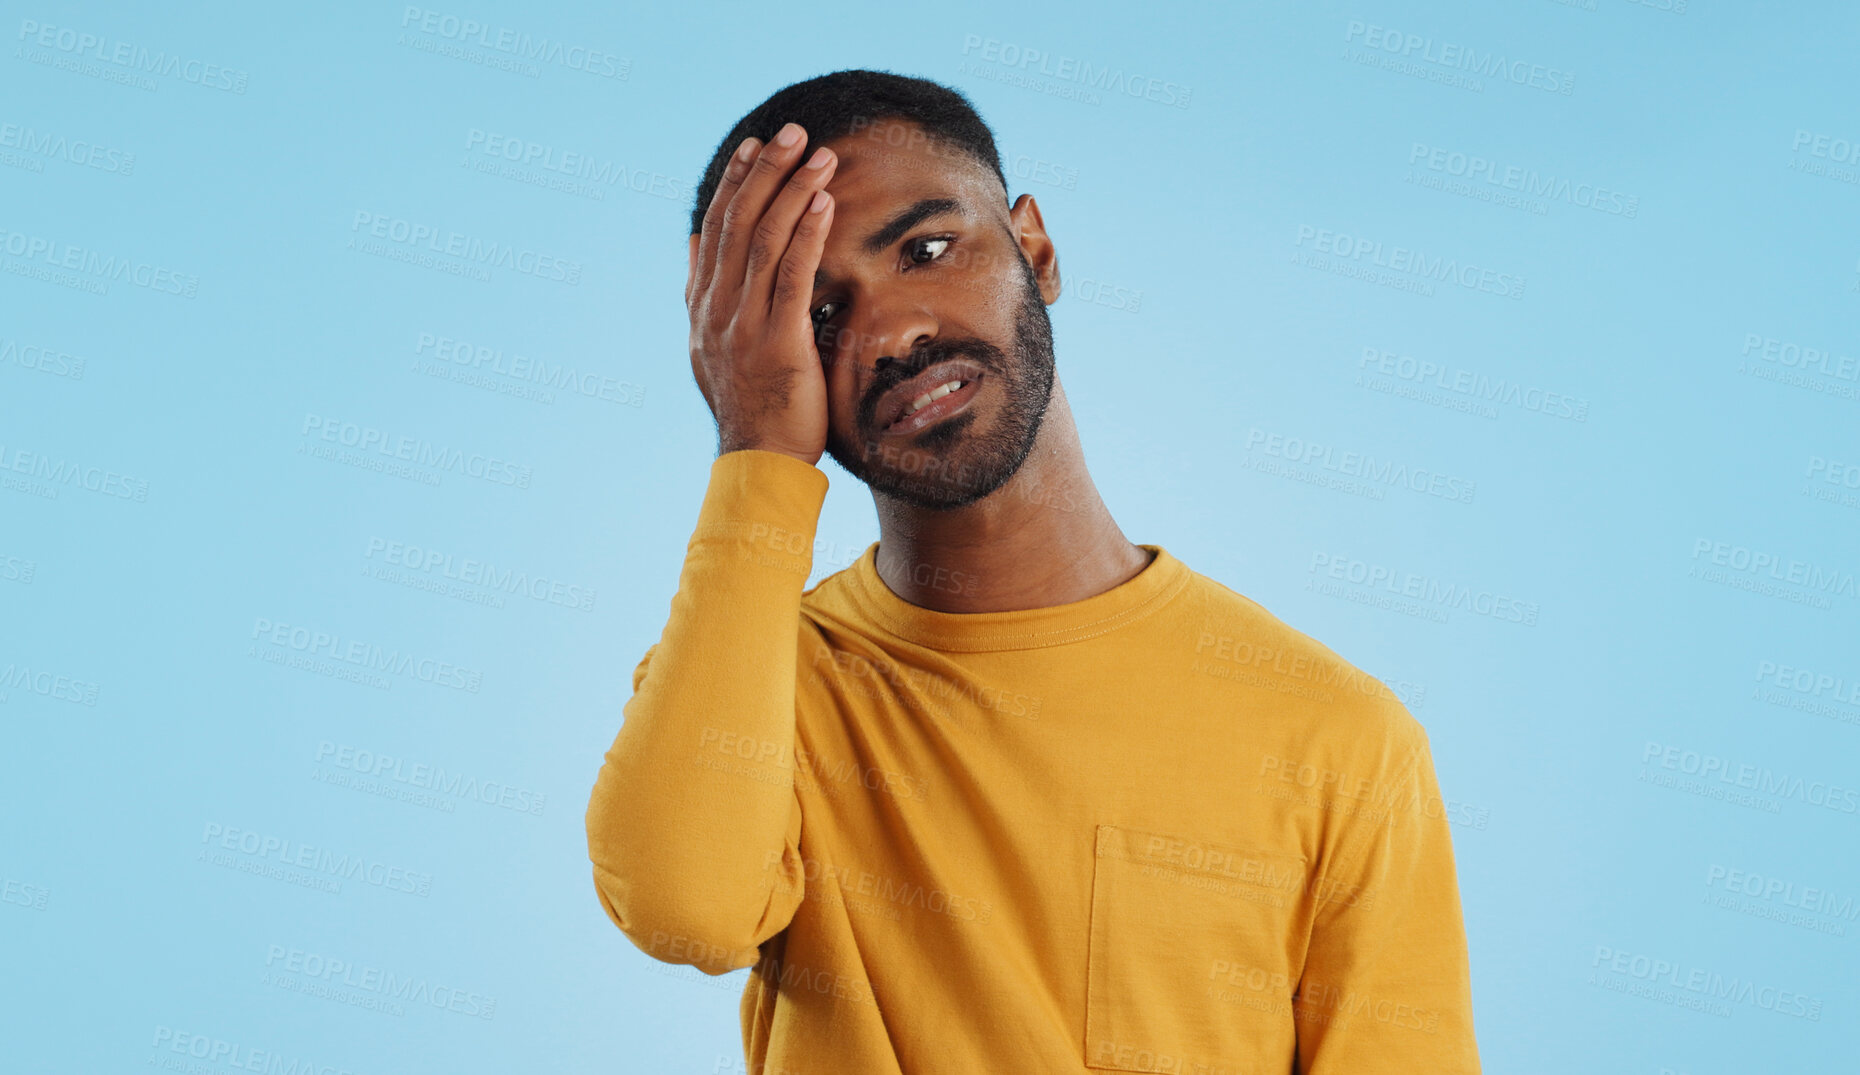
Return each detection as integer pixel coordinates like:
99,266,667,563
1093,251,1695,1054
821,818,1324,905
1084,824,1309,1074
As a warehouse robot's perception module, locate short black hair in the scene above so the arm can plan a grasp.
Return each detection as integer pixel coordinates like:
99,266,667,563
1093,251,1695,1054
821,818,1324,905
689,69,1008,236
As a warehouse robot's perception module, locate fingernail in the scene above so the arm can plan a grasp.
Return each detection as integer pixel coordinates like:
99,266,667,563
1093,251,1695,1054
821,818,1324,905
735,138,758,162
809,190,830,214
805,147,832,169
776,123,803,148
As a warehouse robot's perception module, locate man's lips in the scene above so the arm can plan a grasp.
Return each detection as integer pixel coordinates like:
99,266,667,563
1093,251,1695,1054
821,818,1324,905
875,360,987,433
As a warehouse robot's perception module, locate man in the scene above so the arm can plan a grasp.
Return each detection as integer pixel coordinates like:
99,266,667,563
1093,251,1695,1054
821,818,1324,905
585,69,1481,1074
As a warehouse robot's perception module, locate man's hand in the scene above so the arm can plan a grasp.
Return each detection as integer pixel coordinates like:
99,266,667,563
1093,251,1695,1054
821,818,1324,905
686,122,838,465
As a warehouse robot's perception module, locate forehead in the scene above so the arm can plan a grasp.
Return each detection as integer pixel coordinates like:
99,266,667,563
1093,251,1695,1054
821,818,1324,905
818,120,1005,231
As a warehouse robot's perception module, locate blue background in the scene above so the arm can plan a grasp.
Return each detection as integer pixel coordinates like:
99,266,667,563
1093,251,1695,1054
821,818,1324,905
4,1,1857,1071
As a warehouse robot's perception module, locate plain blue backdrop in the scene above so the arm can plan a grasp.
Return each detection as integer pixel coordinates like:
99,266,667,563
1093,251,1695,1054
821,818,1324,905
3,1,1857,1071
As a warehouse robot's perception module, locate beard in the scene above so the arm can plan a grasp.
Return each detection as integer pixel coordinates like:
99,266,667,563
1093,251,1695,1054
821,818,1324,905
824,257,1057,511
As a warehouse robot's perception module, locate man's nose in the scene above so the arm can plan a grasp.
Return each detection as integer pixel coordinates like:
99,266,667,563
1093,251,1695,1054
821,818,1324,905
844,301,938,373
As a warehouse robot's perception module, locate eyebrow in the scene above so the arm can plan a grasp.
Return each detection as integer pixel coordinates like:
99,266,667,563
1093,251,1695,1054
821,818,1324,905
861,197,963,254
813,196,965,291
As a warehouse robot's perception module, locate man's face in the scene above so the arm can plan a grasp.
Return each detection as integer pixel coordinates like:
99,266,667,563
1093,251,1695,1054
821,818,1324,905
808,119,1058,511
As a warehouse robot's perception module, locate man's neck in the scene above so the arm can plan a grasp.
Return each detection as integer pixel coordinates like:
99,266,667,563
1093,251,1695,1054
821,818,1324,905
869,381,1153,614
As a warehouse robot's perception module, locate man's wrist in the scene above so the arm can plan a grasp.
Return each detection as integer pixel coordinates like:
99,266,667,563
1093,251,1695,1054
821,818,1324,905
717,438,820,467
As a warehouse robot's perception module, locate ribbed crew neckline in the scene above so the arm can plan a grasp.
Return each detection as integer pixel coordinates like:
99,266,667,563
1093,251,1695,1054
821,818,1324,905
839,542,1191,652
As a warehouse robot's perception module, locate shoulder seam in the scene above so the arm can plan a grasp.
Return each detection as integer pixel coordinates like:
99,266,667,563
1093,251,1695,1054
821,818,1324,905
1311,731,1426,900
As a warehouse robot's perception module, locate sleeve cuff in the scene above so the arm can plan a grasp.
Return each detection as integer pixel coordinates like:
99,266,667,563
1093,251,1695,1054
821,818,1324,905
688,449,831,574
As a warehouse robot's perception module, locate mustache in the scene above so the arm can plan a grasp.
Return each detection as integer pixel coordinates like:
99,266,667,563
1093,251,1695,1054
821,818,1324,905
861,336,1003,424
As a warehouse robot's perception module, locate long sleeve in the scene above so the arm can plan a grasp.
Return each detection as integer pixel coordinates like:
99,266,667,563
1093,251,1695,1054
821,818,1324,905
1293,719,1482,1073
584,449,828,975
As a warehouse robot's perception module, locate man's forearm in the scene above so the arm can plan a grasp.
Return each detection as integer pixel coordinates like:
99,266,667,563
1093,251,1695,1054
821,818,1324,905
584,449,829,967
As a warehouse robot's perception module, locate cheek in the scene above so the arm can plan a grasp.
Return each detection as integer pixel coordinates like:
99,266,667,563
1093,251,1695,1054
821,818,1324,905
959,272,1021,325
825,362,862,433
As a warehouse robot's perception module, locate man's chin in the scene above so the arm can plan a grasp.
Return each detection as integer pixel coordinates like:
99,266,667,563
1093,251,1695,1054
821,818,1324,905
830,420,1012,509
868,471,1002,511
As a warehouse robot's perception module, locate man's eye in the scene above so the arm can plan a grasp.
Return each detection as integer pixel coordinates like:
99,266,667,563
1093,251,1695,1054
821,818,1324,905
908,237,952,264
812,301,843,326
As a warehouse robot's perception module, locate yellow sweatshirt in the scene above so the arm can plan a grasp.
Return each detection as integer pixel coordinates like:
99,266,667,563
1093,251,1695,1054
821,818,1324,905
586,449,1481,1074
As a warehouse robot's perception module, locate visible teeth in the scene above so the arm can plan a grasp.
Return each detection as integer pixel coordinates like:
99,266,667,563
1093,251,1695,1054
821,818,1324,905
904,380,965,418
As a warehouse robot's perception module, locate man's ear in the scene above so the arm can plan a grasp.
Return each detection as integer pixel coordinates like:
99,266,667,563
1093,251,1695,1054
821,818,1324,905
1008,194,1060,304
685,233,701,307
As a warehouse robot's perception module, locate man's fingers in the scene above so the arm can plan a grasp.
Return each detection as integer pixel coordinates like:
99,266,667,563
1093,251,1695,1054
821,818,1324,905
712,123,810,299
772,190,833,328
695,136,758,297
745,146,837,309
